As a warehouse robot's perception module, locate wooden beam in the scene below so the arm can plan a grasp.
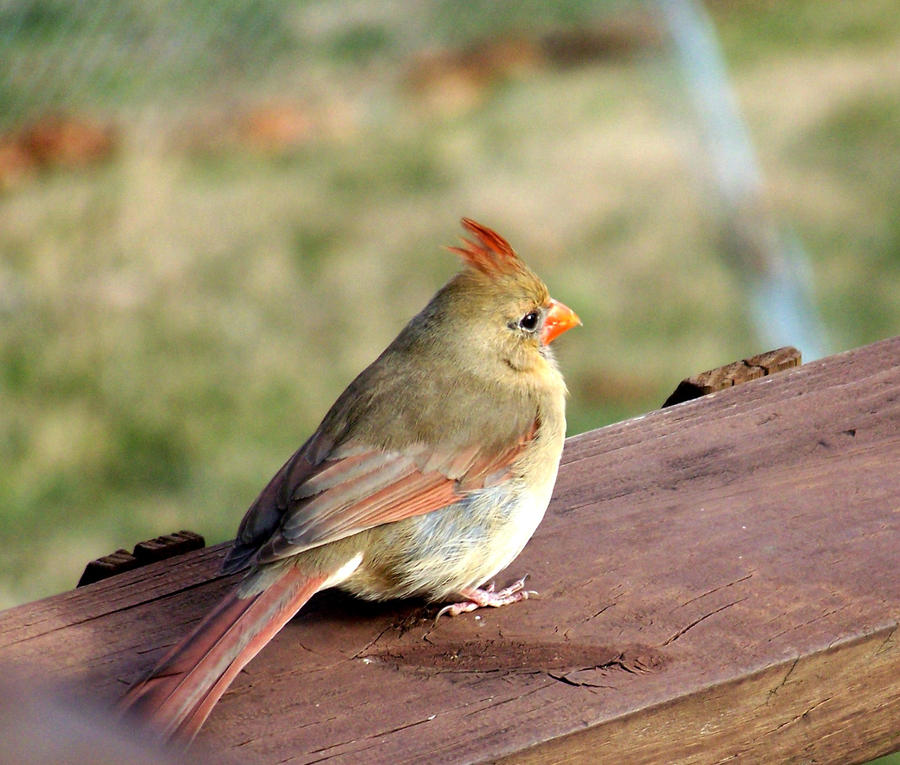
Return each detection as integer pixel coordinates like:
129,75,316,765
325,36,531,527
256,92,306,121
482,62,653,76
77,530,205,587
1,336,898,763
661,345,801,406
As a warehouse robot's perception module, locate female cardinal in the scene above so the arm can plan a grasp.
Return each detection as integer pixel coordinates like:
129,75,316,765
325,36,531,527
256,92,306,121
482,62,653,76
120,218,580,742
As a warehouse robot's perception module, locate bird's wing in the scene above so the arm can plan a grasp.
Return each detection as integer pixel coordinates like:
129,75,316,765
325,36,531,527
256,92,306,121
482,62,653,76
223,423,536,573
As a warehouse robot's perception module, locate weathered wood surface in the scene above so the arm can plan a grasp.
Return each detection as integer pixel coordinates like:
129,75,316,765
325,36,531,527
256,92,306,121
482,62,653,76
661,345,802,407
77,529,206,587
1,336,898,764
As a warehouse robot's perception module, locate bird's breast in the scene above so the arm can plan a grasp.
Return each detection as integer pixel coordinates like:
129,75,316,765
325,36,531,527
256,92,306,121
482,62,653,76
471,470,557,584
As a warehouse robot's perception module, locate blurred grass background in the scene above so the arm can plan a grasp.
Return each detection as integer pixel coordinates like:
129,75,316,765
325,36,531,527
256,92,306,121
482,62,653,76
0,0,898,613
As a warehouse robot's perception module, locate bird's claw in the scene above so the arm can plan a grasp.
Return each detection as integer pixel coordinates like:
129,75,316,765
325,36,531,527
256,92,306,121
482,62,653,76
435,576,537,621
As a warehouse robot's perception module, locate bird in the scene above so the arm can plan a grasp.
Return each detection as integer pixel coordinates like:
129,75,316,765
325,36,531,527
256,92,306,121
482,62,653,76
119,217,580,743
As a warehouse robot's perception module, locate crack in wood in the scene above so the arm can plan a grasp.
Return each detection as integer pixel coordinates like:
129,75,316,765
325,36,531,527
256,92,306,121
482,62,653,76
306,714,437,761
545,651,665,689
766,605,851,642
351,623,394,660
765,657,800,705
874,626,896,656
304,738,381,764
765,696,833,737
585,602,616,621
461,683,553,718
678,572,755,608
662,598,747,646
547,663,626,688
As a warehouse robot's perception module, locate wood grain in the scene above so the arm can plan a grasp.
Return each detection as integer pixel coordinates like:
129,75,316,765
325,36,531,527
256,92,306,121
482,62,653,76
1,336,898,764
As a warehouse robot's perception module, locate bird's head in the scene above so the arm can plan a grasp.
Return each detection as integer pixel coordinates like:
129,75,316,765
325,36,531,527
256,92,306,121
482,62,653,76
434,218,581,378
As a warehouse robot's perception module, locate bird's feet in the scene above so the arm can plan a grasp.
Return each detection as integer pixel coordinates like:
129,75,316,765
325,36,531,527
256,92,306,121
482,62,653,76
436,576,537,620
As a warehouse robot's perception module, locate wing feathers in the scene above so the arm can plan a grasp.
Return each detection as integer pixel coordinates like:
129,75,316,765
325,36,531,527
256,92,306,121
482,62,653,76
230,419,539,571
293,452,384,498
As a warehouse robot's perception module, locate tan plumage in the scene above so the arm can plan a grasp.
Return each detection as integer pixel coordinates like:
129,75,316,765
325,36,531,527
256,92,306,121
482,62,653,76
119,218,580,743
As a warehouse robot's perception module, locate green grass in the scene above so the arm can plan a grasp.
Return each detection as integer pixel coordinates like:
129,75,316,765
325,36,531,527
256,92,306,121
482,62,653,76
713,0,900,62
0,1,898,619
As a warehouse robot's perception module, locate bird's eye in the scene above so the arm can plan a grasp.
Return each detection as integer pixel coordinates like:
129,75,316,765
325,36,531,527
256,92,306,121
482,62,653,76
518,310,540,332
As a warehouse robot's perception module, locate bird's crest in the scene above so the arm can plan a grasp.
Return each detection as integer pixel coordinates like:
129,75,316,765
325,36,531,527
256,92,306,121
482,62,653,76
447,218,524,278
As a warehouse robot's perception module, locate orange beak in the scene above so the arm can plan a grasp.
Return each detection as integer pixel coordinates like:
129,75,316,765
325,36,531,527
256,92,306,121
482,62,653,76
541,298,581,345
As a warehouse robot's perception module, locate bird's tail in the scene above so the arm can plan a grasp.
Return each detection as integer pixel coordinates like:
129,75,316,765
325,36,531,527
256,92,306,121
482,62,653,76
119,564,328,744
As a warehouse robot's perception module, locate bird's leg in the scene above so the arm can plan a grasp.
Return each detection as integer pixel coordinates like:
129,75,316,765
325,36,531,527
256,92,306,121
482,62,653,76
436,576,537,619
